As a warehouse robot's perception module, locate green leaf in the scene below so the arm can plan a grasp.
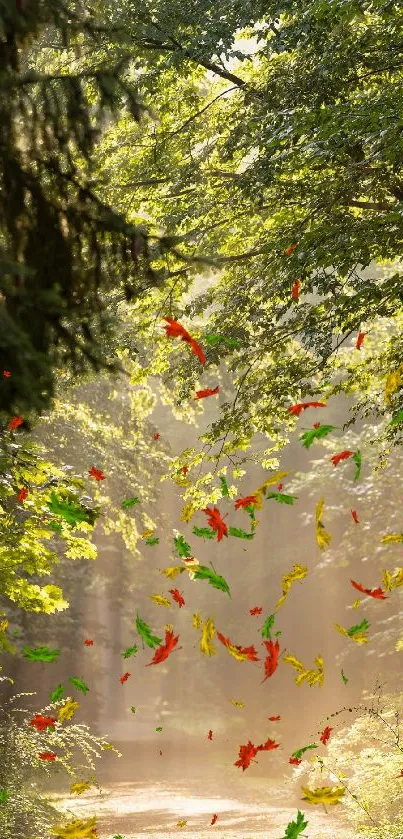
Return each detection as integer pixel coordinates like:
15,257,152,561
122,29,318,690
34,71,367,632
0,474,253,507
390,409,403,426
121,645,138,659
0,788,8,804
22,645,60,663
352,449,361,481
280,810,308,839
347,618,369,637
228,526,254,539
68,676,90,695
50,683,65,702
299,425,335,449
145,536,159,546
204,334,241,348
121,496,140,509
174,534,192,557
155,726,163,732
341,669,349,685
130,706,136,714
261,614,276,639
266,492,297,505
47,492,98,526
135,614,162,648
192,565,231,596
292,743,318,760
219,476,229,496
192,526,215,539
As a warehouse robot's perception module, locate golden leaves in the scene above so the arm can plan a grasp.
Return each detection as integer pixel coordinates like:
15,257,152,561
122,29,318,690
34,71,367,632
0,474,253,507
52,816,97,838
58,698,80,722
275,564,308,610
149,594,171,607
283,653,324,687
200,617,216,656
301,786,345,806
315,498,331,551
70,781,91,796
385,364,403,404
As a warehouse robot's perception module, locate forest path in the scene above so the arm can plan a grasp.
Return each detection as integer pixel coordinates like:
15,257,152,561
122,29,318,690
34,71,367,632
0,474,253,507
53,778,352,838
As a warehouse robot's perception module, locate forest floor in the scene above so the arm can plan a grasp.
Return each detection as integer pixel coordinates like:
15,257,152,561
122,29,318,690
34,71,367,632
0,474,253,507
53,778,353,838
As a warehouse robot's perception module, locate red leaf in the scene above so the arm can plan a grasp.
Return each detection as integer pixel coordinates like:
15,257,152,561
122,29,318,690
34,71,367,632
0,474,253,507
257,737,280,753
262,639,280,681
39,752,57,761
288,402,326,417
234,740,259,771
291,279,300,299
153,432,160,440
189,338,206,365
351,580,387,600
217,631,259,661
268,715,281,721
285,243,297,256
195,386,219,399
235,495,259,510
202,506,228,541
7,415,23,430
169,588,185,608
29,714,56,732
84,639,94,646
182,466,189,474
211,814,218,825
289,756,302,765
396,769,403,778
146,630,180,666
250,606,263,616
163,318,206,365
89,466,105,481
3,370,11,377
17,487,28,502
120,672,131,684
331,450,354,466
320,725,333,745
356,331,366,350
208,730,213,740
351,509,359,524
277,483,283,491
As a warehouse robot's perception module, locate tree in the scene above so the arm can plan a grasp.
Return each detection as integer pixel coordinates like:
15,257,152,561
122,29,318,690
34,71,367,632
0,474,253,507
86,0,403,501
0,0,191,420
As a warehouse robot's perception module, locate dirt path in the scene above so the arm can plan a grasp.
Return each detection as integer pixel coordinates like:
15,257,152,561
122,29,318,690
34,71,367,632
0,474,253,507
53,780,353,838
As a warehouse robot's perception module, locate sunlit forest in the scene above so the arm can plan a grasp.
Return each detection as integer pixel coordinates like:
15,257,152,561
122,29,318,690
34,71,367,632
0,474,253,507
1,1,403,838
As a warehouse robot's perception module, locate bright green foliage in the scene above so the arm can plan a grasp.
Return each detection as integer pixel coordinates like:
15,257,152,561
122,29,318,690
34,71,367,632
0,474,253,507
173,534,192,558
347,619,370,638
68,677,89,695
280,811,308,839
192,526,215,540
292,744,318,760
266,492,297,505
261,614,276,639
135,615,162,649
353,450,362,481
0,435,97,616
50,685,65,702
191,565,231,597
145,536,159,546
22,646,60,663
228,526,254,539
121,497,140,509
219,476,229,496
47,493,100,527
299,425,335,449
121,646,138,659
341,670,349,685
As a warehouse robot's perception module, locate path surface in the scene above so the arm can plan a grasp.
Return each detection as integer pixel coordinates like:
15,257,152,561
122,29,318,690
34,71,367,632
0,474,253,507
54,779,352,838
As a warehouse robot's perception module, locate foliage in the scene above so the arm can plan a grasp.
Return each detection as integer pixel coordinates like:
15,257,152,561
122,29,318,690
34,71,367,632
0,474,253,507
0,431,97,617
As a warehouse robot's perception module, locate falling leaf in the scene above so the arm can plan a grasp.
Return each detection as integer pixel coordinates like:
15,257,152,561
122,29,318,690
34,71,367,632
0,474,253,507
195,386,220,399
385,364,403,404
262,639,280,681
192,613,202,629
192,565,231,596
181,502,197,523
219,476,230,496
47,493,98,527
163,317,206,365
228,525,254,539
70,782,91,796
174,534,192,558
261,614,276,639
381,533,403,545
121,497,140,508
202,506,228,541
356,332,366,350
50,684,65,702
268,715,281,721
234,737,279,771
23,645,60,663
88,466,105,481
17,487,28,502
122,646,138,659
235,494,259,510
352,450,361,481
120,672,131,684
351,510,359,524
283,653,324,687
275,564,307,610
331,450,354,467
58,699,80,722
51,816,97,838
341,669,349,685
320,726,333,746
292,744,318,760
279,811,308,839
39,752,57,761
200,617,216,656
29,714,56,732
161,566,185,580
7,416,24,430
299,424,335,449
230,699,245,708
176,820,187,828
250,607,262,616
146,629,180,666
135,615,162,649
145,536,160,546
382,567,403,591
266,491,297,505
285,243,297,256
301,786,345,806
208,730,213,740
0,787,8,803
68,677,89,695
351,580,387,600
217,631,259,662
84,639,93,647
335,619,369,645
291,279,300,300
150,594,171,608
193,525,216,539
211,814,218,825
315,499,331,551
288,402,326,418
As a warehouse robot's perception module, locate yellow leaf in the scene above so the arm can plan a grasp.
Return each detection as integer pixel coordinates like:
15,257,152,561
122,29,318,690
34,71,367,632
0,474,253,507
150,594,170,608
253,471,289,506
70,781,91,796
200,617,216,656
334,624,368,645
223,643,250,662
275,564,307,610
192,613,202,629
58,698,80,722
395,637,403,652
176,820,187,828
315,498,331,551
382,567,403,591
284,653,324,687
160,566,185,580
181,502,197,523
385,365,403,404
381,533,403,545
0,620,8,632
165,624,173,632
301,785,345,806
352,599,360,609
141,529,155,539
52,816,97,838
230,699,245,708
